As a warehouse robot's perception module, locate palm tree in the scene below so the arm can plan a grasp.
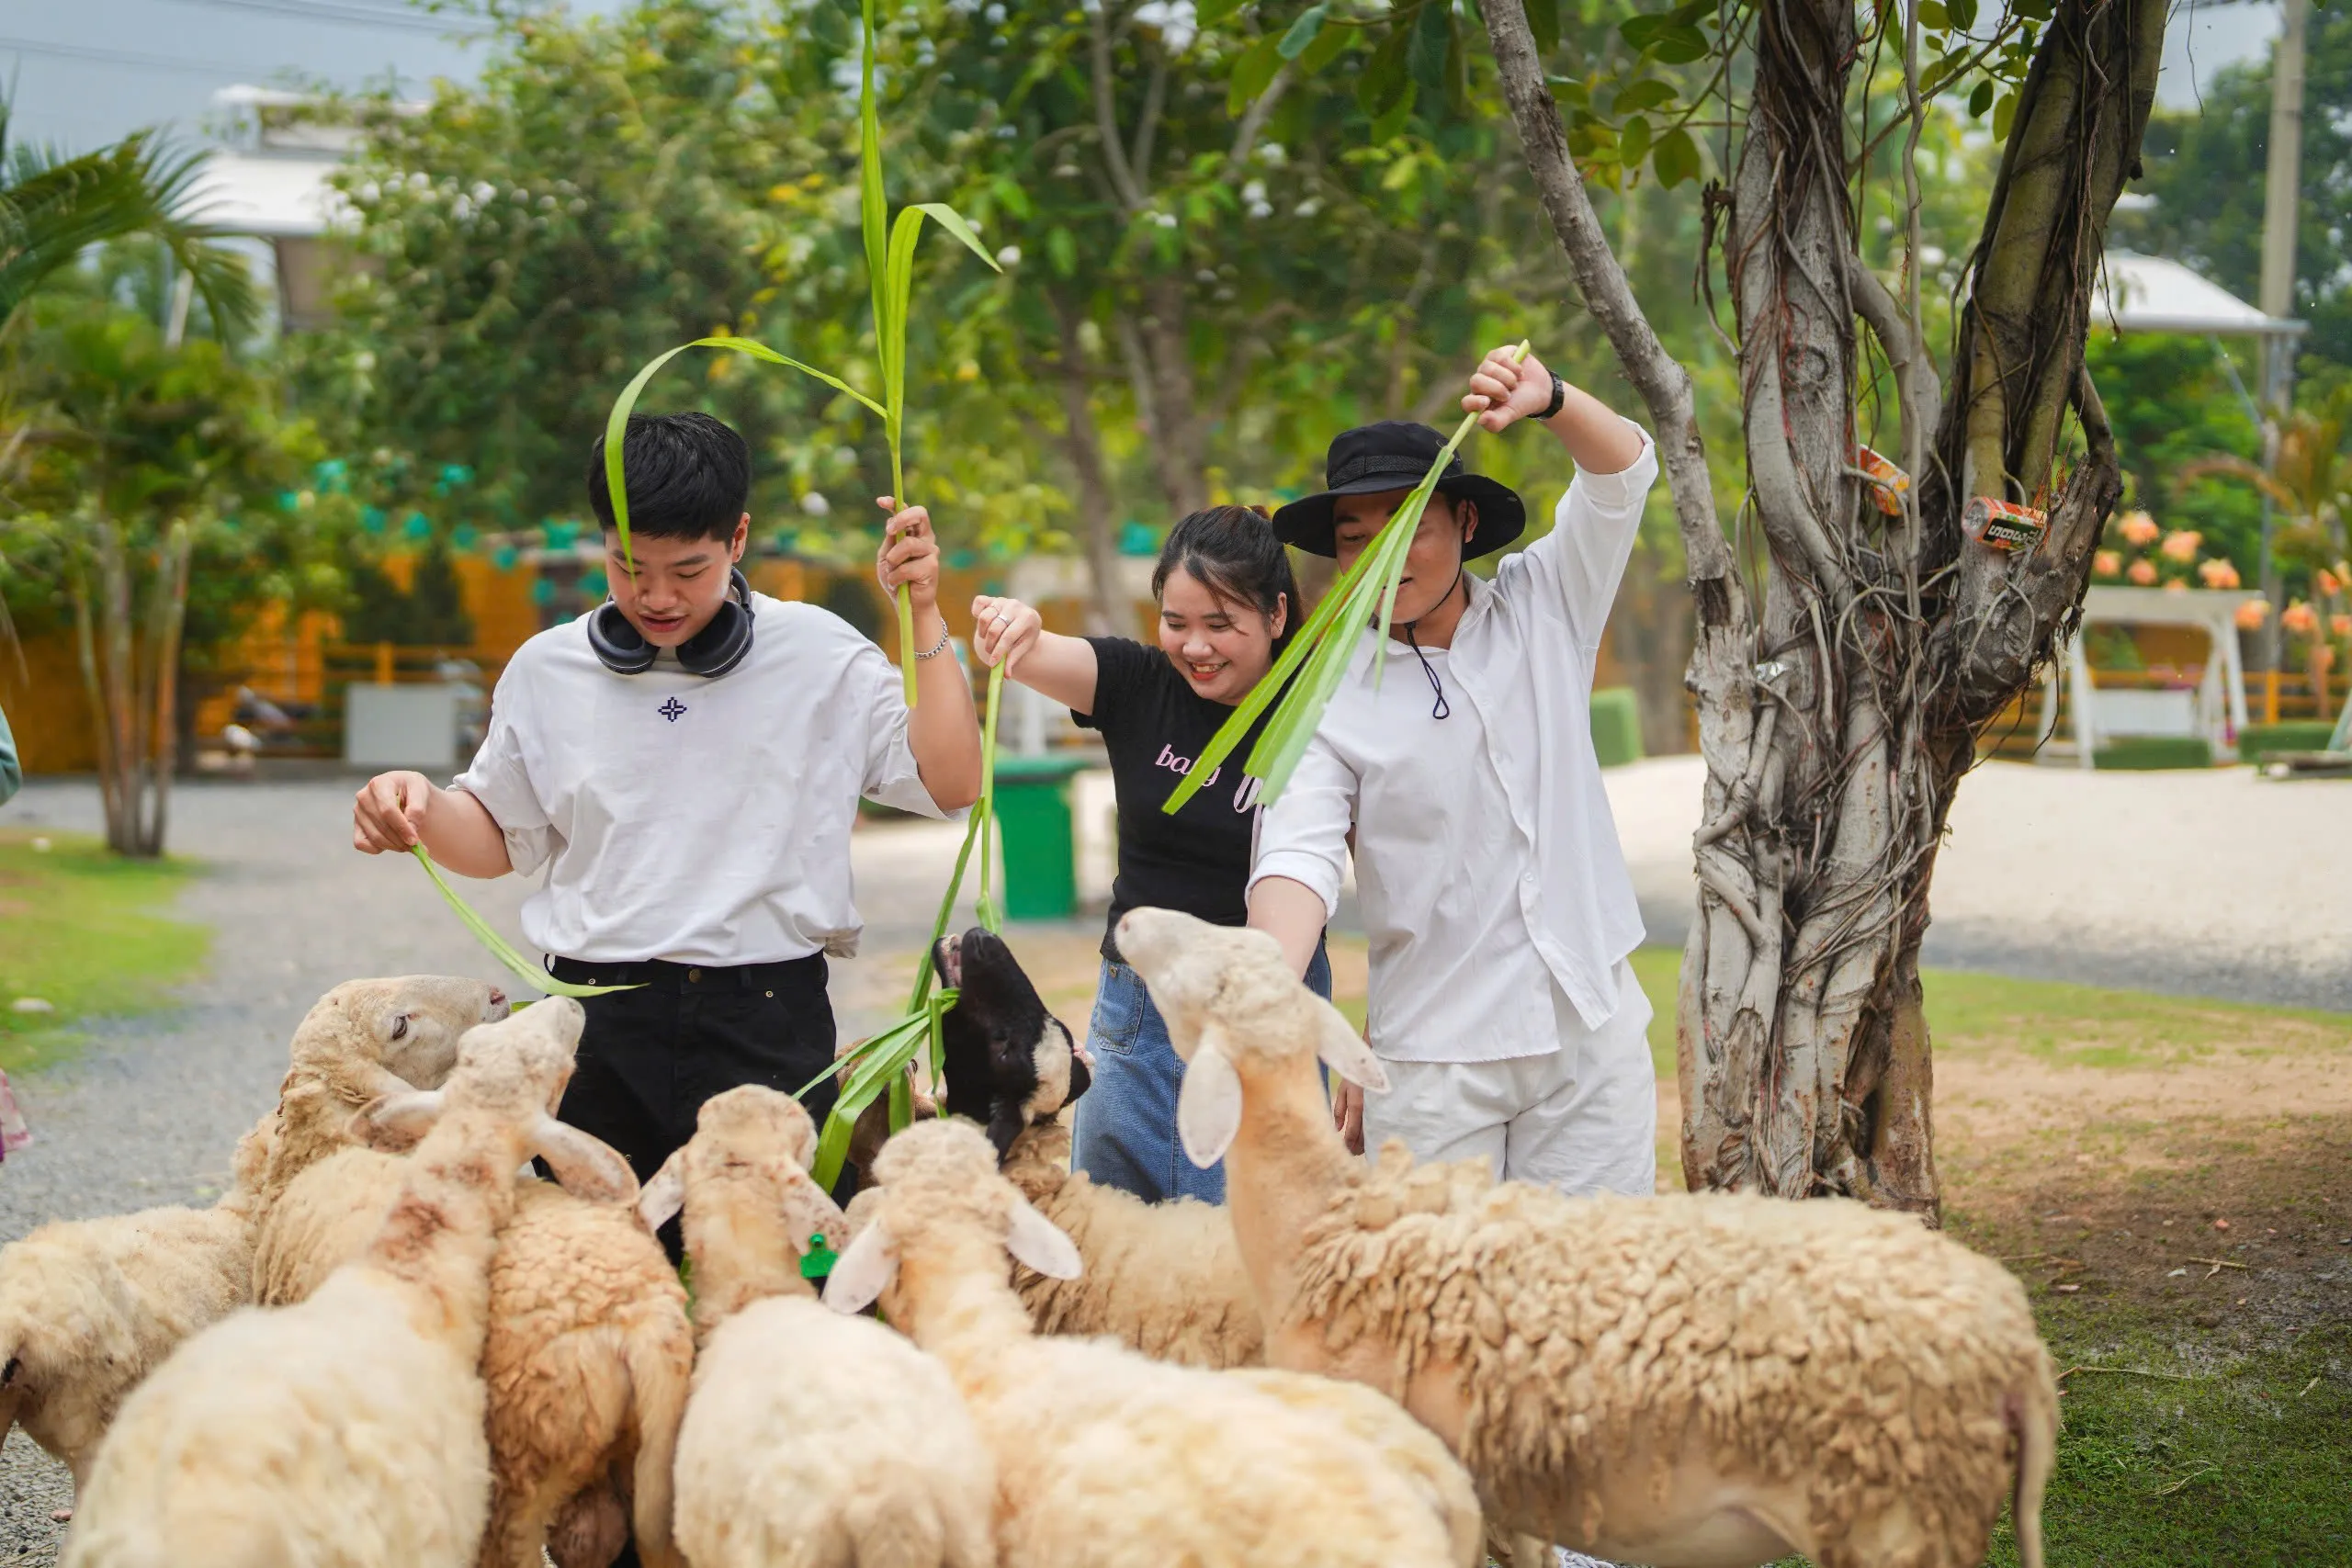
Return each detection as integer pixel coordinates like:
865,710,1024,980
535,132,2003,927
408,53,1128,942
0,97,256,335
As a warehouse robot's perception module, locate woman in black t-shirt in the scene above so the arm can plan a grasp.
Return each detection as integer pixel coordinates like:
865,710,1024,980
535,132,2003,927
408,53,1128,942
970,506,1332,1204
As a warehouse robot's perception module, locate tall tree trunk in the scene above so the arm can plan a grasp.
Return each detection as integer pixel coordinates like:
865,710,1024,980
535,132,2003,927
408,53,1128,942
1478,0,2163,1217
1051,297,1128,635
1115,278,1210,519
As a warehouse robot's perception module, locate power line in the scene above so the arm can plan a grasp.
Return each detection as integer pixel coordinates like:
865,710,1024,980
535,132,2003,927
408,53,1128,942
0,35,277,77
149,0,494,34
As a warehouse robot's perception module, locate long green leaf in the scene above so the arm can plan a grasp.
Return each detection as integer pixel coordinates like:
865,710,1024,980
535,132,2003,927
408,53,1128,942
910,202,1001,274
603,335,884,574
973,660,1006,934
1162,341,1530,813
409,848,639,998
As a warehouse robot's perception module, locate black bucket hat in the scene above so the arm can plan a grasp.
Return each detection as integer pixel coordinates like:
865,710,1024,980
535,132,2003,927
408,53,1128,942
1272,420,1527,559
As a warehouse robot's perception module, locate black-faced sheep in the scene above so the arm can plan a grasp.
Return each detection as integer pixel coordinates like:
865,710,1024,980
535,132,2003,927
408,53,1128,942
639,1085,995,1568
824,1117,1481,1568
1116,906,2058,1568
932,927,1086,1160
62,998,637,1568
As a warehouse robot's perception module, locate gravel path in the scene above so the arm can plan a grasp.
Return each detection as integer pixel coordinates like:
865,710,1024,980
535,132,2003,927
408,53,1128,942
1608,754,2352,1011
0,776,983,1559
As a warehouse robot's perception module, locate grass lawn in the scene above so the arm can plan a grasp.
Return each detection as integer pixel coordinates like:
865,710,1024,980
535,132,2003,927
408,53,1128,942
936,927,2352,1566
0,829,209,1076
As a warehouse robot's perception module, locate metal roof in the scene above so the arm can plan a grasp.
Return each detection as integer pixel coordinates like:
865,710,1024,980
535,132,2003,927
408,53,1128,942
2094,250,2306,339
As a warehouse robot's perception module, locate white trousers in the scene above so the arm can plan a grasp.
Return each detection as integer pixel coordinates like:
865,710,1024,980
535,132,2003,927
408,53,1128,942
1361,960,1657,1197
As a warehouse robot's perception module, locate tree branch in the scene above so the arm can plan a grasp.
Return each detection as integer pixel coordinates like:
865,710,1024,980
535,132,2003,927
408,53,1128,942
1227,61,1297,172
1472,0,1736,610
1130,46,1170,187
1088,4,1148,213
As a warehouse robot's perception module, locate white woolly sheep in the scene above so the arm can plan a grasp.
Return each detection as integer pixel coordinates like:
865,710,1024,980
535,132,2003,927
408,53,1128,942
0,1111,276,1518
254,1028,692,1568
253,975,512,1217
999,1118,1263,1370
929,930,1262,1369
62,998,636,1568
636,1084,996,1568
1115,906,2060,1568
824,1117,1481,1568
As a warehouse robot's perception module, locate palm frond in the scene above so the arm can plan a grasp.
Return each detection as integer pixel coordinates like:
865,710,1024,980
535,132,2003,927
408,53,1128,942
0,126,257,337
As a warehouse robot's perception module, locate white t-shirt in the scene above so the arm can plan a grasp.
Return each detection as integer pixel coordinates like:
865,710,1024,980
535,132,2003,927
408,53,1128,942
452,592,954,965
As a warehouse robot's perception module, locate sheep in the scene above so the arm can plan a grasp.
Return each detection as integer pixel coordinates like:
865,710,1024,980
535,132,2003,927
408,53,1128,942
0,1111,277,1519
1114,906,2061,1568
927,929,1267,1370
255,1062,693,1568
824,1117,1482,1568
932,928,1086,1160
254,975,513,1217
635,1084,996,1568
62,997,638,1568
999,1118,1263,1370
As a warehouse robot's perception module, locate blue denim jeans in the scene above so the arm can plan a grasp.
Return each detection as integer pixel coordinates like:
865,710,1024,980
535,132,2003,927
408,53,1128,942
1072,937,1332,1204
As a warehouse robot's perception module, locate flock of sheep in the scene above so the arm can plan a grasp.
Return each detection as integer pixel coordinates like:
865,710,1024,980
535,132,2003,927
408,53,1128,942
0,908,2059,1568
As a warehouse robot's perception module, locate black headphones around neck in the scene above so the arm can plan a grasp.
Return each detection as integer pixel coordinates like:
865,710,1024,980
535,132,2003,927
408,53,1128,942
585,567,755,678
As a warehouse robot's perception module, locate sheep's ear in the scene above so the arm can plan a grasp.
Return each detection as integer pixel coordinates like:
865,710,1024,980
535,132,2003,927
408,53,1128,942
351,1089,445,1152
1314,1002,1389,1092
822,1220,898,1314
1176,1030,1244,1168
778,1173,849,1256
1004,1196,1082,1280
637,1150,686,1234
531,1117,639,1205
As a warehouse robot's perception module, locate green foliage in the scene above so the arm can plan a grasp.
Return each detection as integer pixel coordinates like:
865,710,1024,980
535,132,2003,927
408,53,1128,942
0,101,255,336
2114,6,2352,375
0,830,208,1077
0,282,356,667
303,1,862,549
2076,333,2264,570
342,543,476,648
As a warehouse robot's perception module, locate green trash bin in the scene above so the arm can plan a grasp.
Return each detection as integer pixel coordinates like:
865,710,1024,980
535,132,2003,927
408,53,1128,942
1589,685,1645,769
989,753,1093,921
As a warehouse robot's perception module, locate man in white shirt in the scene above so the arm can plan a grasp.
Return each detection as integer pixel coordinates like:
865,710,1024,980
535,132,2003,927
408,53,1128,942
1248,346,1659,1196
352,412,983,1212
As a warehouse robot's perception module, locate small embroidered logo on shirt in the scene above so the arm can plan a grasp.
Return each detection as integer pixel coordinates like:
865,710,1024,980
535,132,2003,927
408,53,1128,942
658,696,687,722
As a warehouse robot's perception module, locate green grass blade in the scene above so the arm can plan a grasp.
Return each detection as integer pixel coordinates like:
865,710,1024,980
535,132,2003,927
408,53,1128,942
602,344,695,577
1159,516,1389,814
408,848,639,998
1162,342,1529,812
858,0,888,334
910,202,1003,274
605,336,883,576
974,660,1004,933
884,207,926,426
808,1010,935,1189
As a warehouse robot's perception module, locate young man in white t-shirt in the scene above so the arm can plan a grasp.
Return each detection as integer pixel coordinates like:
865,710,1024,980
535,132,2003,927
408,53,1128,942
353,412,982,1211
1248,346,1659,1200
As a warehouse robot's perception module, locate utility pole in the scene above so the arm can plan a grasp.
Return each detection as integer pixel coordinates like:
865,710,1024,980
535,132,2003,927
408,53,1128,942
2256,0,2309,668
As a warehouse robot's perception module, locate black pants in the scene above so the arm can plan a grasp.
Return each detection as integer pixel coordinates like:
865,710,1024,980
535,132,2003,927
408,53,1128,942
545,954,841,1568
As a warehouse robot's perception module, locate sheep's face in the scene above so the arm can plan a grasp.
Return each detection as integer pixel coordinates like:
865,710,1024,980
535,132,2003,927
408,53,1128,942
297,975,512,1093
352,999,633,1205
1114,908,1387,1169
931,929,1090,1163
637,1085,844,1257
822,1118,1080,1316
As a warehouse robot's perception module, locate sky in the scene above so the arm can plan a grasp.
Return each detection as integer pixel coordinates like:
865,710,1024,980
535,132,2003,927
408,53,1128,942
0,0,2290,156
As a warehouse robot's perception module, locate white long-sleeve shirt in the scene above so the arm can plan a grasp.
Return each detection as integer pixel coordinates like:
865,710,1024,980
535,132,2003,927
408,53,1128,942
1249,423,1658,1063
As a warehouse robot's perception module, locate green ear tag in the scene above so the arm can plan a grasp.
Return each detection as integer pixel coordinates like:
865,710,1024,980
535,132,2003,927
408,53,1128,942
800,1233,838,1281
